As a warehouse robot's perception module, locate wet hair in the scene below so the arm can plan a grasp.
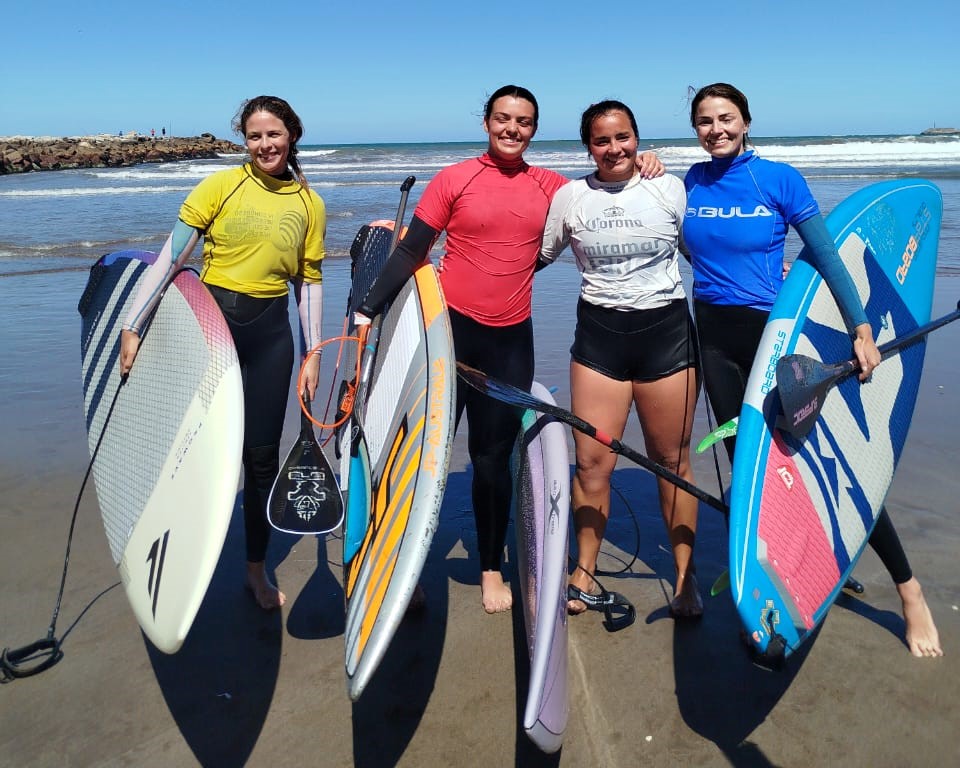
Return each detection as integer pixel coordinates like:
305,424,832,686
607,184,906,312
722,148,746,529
689,83,753,144
232,95,308,186
579,100,640,147
483,85,539,128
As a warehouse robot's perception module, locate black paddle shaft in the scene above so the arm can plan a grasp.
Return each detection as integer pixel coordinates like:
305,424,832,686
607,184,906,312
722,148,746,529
456,363,729,514
355,176,417,406
776,300,960,438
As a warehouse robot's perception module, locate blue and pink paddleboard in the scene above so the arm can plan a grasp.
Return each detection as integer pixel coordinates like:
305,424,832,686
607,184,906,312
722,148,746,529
730,179,942,662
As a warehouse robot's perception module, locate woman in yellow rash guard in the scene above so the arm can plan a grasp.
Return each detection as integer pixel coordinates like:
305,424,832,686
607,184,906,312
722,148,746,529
120,96,325,610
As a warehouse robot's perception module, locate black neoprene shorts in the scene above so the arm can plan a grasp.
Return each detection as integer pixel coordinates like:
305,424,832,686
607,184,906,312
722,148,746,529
570,297,698,382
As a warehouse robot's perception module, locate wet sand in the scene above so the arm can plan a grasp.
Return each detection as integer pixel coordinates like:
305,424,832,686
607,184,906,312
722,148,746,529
1,264,958,767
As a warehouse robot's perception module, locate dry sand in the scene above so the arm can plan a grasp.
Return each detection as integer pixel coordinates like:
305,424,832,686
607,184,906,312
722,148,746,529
1,272,958,768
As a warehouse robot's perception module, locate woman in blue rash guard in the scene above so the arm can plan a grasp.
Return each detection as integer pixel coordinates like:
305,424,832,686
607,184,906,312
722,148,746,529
682,82,941,657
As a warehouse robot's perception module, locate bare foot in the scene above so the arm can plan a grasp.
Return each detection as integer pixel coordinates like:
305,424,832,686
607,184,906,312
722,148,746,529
669,572,704,619
481,570,512,614
897,577,942,657
246,561,286,610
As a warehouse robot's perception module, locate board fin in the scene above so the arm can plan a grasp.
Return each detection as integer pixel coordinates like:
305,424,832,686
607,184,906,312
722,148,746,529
696,417,738,454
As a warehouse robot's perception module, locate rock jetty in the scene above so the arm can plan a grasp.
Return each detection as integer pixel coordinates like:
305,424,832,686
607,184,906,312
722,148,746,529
920,127,960,136
0,134,245,174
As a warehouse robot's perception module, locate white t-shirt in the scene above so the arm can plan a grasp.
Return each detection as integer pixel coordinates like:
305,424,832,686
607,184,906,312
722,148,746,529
540,172,687,310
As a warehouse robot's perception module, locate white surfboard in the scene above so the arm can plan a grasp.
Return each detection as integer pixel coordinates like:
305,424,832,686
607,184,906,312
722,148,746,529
340,252,456,700
79,251,243,654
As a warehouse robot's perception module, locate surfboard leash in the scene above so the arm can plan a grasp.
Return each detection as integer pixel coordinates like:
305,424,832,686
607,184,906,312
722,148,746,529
1,375,128,682
297,332,366,435
566,564,636,632
591,482,641,578
567,484,637,631
2,260,185,682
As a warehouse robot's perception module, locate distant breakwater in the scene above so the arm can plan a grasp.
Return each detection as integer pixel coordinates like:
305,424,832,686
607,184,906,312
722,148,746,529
0,133,244,174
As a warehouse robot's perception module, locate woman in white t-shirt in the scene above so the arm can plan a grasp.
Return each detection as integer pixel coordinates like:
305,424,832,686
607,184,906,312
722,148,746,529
540,100,702,618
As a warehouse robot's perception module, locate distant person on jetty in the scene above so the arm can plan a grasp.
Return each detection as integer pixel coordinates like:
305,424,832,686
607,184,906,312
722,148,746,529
119,95,326,611
682,82,942,657
360,84,665,614
540,100,702,619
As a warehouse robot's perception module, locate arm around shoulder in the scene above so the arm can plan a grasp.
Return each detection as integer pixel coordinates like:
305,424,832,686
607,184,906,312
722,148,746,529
636,151,665,179
539,181,577,266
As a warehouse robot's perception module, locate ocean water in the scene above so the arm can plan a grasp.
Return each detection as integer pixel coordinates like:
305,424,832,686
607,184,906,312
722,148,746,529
2,134,959,474
1,134,959,275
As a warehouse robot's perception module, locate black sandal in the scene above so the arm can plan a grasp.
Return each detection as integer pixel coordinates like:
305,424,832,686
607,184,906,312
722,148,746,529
567,584,636,632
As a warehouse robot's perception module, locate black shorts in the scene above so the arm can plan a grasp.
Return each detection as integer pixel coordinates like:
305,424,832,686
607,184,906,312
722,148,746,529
571,298,698,382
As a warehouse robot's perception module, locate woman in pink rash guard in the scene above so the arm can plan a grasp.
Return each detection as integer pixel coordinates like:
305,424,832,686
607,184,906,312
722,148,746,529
359,85,663,614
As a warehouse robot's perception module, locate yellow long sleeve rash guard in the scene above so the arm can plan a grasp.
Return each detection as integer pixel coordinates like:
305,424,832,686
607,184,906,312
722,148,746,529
182,162,325,298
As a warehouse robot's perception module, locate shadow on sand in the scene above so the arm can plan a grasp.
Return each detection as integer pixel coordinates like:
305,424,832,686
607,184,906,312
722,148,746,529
145,491,355,766
346,467,466,768
597,468,816,768
146,494,284,767
142,456,897,766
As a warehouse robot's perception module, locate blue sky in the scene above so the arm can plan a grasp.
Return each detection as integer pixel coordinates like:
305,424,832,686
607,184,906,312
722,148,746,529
3,1,958,144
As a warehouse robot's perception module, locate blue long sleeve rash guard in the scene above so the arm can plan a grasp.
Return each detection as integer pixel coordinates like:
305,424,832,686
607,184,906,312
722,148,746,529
683,150,867,330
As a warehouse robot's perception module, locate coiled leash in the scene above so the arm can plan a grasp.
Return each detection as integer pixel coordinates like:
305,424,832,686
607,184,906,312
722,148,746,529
2,259,179,681
1,380,124,681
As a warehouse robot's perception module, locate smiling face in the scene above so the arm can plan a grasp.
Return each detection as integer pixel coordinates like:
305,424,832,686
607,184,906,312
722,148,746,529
483,95,537,161
587,110,638,182
694,96,750,159
243,110,291,176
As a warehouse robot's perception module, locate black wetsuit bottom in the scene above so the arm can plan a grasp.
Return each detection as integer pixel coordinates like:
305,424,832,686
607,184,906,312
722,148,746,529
209,284,293,564
448,308,534,572
694,299,912,584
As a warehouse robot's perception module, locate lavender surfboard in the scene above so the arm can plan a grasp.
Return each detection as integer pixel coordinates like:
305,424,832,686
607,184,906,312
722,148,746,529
514,382,570,753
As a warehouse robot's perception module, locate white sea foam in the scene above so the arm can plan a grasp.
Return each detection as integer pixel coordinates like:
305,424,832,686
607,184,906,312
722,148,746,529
0,185,196,197
531,137,960,171
299,149,338,158
88,163,239,179
754,139,960,168
1,135,957,274
300,161,450,173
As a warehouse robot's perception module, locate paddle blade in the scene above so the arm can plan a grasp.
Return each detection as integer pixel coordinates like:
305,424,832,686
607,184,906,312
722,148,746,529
458,362,554,414
268,411,344,535
347,224,395,314
775,354,855,439
777,304,960,440
458,362,729,515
